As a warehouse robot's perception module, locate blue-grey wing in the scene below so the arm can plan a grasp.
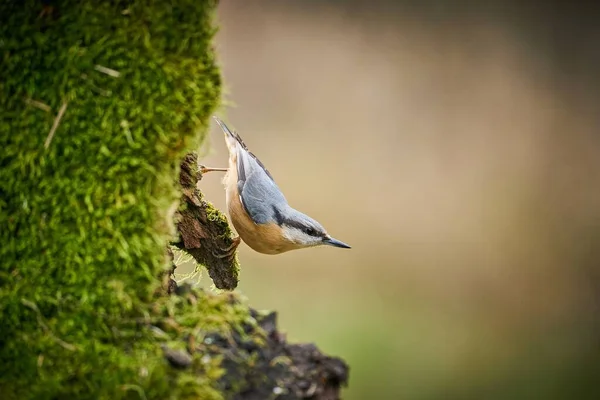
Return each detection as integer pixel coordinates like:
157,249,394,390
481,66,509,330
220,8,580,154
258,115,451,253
236,148,287,224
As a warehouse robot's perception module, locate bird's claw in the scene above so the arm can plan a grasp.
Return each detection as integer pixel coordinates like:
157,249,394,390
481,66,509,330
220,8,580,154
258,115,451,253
222,236,241,261
210,236,241,262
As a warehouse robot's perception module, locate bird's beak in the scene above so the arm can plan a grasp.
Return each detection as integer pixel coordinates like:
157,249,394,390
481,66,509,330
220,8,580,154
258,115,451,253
323,236,351,249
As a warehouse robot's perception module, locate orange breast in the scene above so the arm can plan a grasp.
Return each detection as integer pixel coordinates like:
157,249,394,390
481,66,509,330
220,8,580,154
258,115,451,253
223,152,299,255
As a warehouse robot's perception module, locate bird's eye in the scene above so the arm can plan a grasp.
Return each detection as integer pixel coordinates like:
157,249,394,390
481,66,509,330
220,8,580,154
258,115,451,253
303,227,317,236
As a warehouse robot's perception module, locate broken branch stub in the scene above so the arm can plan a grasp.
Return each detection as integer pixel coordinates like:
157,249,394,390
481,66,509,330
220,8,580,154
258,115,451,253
174,153,240,290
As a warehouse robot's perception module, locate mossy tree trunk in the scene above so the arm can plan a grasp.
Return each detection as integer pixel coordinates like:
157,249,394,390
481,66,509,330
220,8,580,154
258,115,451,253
0,1,348,399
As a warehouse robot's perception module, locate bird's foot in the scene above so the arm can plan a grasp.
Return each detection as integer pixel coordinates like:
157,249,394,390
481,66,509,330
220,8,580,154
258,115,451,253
223,236,242,259
211,236,241,261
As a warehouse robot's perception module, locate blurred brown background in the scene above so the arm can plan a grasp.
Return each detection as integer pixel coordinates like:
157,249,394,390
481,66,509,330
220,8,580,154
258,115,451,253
190,1,600,399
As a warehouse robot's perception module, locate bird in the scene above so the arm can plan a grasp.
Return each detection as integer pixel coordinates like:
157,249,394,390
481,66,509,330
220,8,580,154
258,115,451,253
200,116,351,255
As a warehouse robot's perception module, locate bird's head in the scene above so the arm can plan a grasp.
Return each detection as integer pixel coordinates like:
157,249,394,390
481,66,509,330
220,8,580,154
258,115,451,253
276,207,351,250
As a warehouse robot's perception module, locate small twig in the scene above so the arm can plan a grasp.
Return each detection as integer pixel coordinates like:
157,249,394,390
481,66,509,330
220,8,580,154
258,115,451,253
199,165,228,174
94,64,121,78
21,298,77,351
44,101,68,149
24,98,52,112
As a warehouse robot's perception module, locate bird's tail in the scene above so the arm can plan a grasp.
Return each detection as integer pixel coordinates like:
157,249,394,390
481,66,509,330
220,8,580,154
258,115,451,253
213,116,249,153
212,115,275,181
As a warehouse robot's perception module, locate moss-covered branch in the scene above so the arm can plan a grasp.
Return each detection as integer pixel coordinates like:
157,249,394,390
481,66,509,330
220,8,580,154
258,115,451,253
173,153,240,290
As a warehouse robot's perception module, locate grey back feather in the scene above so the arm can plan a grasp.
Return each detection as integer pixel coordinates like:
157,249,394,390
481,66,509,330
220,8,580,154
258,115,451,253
238,149,325,233
236,145,288,224
216,116,321,229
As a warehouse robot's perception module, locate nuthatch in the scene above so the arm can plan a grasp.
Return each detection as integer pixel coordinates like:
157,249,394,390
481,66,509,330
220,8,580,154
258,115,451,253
201,116,351,255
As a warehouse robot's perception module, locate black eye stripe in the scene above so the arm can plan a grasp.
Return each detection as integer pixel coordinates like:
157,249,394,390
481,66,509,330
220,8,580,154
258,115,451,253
280,217,307,231
282,222,320,237
304,227,314,235
274,208,323,237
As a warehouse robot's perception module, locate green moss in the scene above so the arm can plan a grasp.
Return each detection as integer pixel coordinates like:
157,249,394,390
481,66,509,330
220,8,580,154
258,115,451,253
201,195,237,254
206,200,231,232
197,195,240,288
195,180,234,240
0,0,257,398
